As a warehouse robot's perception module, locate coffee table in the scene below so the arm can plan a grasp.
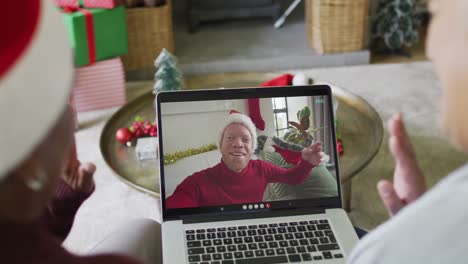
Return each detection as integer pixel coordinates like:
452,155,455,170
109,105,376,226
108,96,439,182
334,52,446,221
100,72,383,211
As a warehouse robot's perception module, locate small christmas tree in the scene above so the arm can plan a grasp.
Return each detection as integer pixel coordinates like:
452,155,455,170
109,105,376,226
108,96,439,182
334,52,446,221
153,48,184,94
371,0,421,55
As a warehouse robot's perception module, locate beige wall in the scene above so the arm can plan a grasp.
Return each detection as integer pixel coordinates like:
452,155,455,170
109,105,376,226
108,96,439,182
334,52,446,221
160,98,275,154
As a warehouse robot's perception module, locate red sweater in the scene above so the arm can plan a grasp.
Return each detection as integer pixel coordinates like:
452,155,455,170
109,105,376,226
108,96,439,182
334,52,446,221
166,159,315,209
1,180,142,264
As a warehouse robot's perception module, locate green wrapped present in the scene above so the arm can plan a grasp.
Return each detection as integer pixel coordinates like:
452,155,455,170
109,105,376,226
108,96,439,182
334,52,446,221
61,6,128,67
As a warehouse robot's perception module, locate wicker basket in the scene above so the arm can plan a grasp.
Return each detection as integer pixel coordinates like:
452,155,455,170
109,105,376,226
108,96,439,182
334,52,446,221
122,0,174,70
305,0,368,54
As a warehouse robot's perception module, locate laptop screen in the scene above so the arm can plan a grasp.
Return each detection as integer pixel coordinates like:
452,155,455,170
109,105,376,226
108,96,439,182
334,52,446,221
157,86,342,220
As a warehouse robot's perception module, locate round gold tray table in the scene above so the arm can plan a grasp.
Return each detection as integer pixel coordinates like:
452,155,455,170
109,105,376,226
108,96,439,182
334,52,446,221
100,73,383,211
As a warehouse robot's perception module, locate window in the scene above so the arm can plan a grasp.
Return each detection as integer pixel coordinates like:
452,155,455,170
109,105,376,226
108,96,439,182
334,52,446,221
272,97,289,137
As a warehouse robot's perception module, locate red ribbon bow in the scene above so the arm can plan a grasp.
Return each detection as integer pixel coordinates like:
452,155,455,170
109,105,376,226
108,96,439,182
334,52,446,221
62,7,96,65
62,6,79,12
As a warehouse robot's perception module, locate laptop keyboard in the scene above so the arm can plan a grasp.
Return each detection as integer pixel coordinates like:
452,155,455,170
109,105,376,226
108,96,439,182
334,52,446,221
185,219,343,264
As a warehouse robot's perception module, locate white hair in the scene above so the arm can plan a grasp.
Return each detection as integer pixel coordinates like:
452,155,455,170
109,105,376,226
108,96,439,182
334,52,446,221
217,113,258,151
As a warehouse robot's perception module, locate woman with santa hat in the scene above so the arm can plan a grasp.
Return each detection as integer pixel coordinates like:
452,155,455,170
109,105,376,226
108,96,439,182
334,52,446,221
0,1,154,263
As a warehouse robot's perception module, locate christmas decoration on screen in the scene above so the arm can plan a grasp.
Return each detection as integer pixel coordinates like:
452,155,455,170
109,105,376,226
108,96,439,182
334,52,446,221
153,48,184,94
164,144,217,165
115,116,157,146
248,73,294,131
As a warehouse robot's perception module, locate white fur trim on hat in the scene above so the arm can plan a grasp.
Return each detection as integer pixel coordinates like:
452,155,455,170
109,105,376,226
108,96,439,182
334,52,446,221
217,112,258,151
0,1,74,180
292,72,309,86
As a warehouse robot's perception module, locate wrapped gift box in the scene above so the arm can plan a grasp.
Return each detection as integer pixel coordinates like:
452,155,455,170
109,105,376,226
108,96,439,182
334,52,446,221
72,58,126,112
62,6,128,67
54,0,124,9
135,137,158,161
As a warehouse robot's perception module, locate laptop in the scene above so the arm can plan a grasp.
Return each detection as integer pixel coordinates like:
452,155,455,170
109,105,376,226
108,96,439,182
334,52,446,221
156,85,359,264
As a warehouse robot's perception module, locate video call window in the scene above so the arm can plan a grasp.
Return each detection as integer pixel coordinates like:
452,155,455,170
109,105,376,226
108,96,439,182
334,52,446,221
160,95,339,210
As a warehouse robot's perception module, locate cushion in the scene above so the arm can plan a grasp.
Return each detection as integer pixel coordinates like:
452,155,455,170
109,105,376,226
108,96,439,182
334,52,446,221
260,151,338,201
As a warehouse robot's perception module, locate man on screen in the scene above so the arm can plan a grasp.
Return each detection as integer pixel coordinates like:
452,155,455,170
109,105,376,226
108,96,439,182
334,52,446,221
166,112,326,209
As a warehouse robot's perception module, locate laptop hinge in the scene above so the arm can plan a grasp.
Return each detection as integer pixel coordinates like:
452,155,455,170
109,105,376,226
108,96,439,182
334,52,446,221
182,208,326,224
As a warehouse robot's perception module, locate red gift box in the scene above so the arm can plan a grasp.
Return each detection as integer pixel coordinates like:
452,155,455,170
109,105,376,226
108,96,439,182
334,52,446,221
54,0,124,9
72,58,126,112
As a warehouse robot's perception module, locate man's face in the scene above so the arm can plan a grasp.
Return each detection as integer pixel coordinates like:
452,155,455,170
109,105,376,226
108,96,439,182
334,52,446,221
426,0,468,149
220,123,253,173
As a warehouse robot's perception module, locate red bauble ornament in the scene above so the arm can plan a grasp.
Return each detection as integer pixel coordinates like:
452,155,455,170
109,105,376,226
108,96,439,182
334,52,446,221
116,127,133,145
337,139,343,155
116,116,158,147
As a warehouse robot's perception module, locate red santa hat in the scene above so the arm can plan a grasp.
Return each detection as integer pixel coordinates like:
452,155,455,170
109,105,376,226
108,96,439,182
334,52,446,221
218,111,258,151
0,1,74,179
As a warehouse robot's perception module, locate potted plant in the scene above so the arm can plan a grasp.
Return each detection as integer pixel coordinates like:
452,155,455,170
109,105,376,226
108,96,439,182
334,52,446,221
283,106,320,147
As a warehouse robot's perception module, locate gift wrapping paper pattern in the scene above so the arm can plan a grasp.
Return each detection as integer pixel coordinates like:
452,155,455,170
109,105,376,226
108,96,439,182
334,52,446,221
54,0,124,8
72,58,126,112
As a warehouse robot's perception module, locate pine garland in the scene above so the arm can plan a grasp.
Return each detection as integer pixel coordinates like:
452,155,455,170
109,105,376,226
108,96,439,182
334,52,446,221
163,144,217,165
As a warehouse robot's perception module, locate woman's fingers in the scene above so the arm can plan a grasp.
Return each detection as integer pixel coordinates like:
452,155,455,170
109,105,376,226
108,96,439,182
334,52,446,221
377,180,406,216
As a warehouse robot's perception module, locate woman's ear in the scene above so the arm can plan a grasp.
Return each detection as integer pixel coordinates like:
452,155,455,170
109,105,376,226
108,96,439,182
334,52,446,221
9,155,48,192
0,163,50,222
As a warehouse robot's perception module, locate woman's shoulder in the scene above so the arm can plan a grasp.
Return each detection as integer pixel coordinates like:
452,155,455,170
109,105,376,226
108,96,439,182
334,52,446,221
349,164,468,263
